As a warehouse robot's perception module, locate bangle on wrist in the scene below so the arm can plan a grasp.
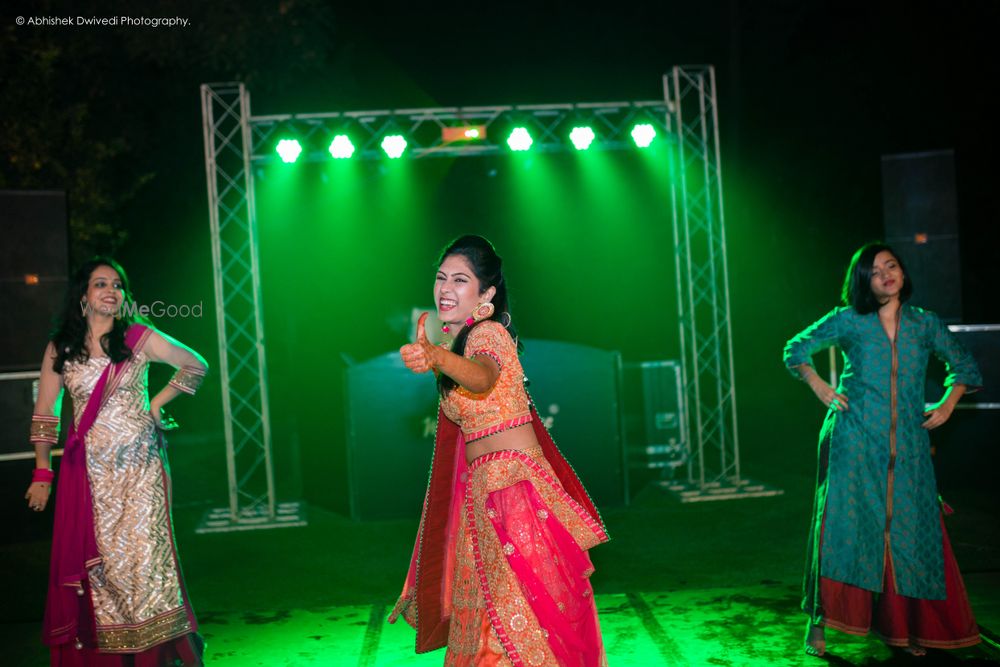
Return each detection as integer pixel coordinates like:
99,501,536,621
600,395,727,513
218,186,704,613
32,468,55,484
30,414,60,445
168,365,206,395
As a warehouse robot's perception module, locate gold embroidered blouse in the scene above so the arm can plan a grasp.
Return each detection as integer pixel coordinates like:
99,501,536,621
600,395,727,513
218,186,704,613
440,321,532,442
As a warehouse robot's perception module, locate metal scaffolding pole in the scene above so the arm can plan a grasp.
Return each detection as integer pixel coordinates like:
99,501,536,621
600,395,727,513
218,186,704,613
199,83,304,532
662,65,781,502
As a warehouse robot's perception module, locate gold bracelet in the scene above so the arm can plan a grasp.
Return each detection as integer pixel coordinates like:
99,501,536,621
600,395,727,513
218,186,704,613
168,365,206,395
30,415,60,445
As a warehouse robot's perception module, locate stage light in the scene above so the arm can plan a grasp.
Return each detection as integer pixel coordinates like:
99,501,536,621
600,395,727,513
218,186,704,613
631,124,656,148
276,139,302,163
569,126,595,151
381,135,407,159
328,135,355,159
507,127,533,152
442,125,487,142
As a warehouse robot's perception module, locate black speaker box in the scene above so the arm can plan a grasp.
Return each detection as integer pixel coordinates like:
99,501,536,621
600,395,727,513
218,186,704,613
521,340,624,507
0,374,42,457
926,325,1000,407
0,373,75,544
881,150,962,322
0,190,69,371
926,325,1000,497
621,361,685,498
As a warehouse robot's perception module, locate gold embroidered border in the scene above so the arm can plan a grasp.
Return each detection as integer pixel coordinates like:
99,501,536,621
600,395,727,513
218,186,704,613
169,366,206,395
96,606,192,653
879,633,981,650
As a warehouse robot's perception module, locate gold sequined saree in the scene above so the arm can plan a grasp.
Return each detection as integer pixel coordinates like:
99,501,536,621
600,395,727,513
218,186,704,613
43,325,201,665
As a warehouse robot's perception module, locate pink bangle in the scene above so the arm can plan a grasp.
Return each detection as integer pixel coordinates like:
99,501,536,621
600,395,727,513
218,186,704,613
32,468,55,484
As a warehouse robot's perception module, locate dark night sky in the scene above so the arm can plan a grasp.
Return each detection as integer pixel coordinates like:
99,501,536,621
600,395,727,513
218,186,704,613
3,0,998,512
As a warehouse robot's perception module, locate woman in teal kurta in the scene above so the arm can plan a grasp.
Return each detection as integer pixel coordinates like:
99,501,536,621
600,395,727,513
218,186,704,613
784,243,981,657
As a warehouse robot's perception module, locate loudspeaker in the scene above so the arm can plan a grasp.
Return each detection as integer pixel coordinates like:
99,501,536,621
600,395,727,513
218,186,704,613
345,339,624,521
926,325,1000,499
621,360,686,499
881,150,962,322
0,373,74,545
344,352,439,521
0,190,69,371
520,340,624,508
0,374,42,456
926,324,1000,407
0,374,75,454
622,361,685,465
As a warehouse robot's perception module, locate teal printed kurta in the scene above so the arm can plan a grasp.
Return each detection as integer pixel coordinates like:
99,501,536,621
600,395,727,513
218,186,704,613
784,305,981,610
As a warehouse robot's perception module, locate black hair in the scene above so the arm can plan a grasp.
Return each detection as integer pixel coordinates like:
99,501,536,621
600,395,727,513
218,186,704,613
51,257,147,373
436,235,520,395
841,242,914,314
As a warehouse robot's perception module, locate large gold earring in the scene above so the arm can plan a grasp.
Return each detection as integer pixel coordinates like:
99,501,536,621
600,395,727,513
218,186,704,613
472,302,495,322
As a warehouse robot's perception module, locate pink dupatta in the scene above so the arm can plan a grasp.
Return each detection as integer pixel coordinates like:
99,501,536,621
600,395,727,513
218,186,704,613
42,324,152,647
389,398,608,653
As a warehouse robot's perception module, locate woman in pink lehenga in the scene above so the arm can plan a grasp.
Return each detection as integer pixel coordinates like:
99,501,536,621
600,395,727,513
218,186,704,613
24,257,207,666
389,235,609,666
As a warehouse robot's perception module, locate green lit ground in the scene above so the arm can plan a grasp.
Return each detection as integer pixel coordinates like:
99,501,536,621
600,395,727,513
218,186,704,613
182,584,1000,666
3,474,999,666
3,585,997,666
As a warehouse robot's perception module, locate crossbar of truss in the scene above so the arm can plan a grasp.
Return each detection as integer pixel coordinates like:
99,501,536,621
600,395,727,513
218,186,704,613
248,102,670,162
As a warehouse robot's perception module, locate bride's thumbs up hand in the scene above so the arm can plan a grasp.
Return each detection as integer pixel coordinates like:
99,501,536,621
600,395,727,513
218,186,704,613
400,313,440,374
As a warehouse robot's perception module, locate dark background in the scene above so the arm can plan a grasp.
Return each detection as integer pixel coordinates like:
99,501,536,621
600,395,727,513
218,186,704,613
2,0,998,517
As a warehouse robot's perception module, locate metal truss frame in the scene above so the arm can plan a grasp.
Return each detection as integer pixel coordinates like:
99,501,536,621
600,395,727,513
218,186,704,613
248,101,670,162
200,66,770,526
661,66,780,501
200,83,305,532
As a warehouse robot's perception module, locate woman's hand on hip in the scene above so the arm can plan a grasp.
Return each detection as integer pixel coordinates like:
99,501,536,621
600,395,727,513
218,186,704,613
810,379,848,412
149,399,178,431
150,397,163,428
922,400,954,429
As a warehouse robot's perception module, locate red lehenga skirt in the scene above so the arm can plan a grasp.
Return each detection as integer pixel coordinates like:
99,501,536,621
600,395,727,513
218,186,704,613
810,515,980,649
390,407,610,667
444,447,607,666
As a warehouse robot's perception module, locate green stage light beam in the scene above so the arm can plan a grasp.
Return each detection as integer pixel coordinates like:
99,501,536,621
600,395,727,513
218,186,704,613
631,124,657,148
507,127,533,152
328,135,355,159
569,126,595,151
276,139,303,163
381,135,408,159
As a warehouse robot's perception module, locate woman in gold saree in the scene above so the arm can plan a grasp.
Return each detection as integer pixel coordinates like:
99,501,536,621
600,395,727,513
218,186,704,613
25,257,207,666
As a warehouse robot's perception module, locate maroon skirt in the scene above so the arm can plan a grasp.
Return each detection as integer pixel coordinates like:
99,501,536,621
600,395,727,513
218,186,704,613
817,516,979,649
